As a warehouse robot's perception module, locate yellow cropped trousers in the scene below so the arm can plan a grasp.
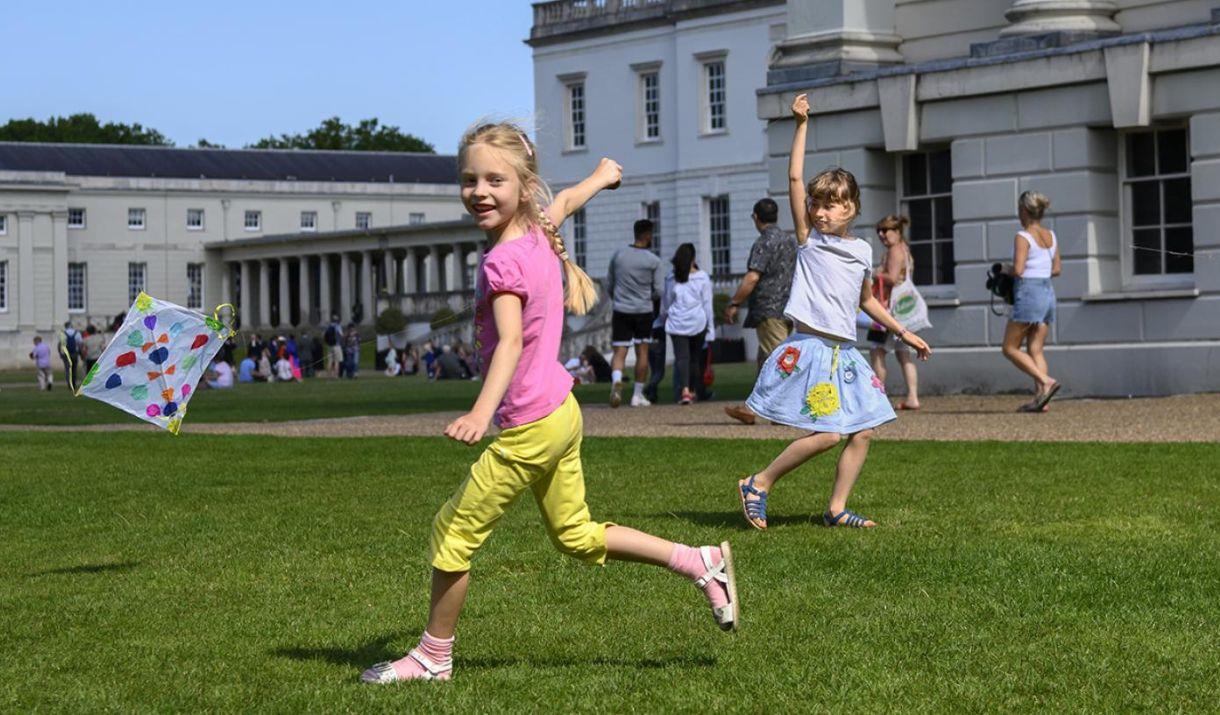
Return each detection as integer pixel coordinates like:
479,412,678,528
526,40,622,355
430,394,610,572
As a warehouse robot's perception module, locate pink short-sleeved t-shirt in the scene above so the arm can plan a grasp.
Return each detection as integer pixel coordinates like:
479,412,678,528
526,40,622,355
474,226,574,428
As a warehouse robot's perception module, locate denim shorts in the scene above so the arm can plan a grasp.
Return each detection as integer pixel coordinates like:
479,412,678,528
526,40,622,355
1011,277,1056,324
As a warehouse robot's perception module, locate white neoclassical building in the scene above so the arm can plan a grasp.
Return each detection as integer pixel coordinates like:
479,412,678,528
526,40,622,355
531,0,1220,396
0,143,476,367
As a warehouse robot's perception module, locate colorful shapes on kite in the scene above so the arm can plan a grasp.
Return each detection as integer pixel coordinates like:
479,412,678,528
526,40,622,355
143,315,158,331
141,342,155,353
181,384,192,398
169,322,184,339
190,334,209,350
105,373,122,389
116,351,136,368
82,363,99,387
146,404,161,417
181,355,198,370
149,347,169,365
161,388,174,402
126,331,144,347
131,385,148,400
157,333,169,344
136,293,153,313
146,364,178,380
205,316,224,332
163,401,178,417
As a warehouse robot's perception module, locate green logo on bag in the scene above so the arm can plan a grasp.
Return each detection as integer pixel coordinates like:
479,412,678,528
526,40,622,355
894,295,916,316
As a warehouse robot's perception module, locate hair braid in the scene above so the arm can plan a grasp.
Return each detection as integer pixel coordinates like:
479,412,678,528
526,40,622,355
535,204,598,315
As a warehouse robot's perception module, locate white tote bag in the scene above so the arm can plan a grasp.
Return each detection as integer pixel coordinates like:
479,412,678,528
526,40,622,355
888,255,932,332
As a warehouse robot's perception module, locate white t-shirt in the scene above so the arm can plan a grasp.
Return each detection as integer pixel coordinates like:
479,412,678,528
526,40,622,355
211,361,234,388
784,229,873,341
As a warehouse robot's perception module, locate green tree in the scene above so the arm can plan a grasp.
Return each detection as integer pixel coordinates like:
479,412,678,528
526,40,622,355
0,114,172,145
250,117,434,153
194,138,225,148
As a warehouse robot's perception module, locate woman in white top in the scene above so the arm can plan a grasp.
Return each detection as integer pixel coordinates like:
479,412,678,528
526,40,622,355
1003,190,1062,412
658,242,714,405
737,93,930,531
868,214,921,410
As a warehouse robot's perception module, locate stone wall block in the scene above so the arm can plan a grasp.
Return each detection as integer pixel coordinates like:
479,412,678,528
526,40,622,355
1055,301,1143,343
985,132,1053,175
952,179,1019,221
1192,204,1220,249
1016,83,1112,130
1019,171,1118,214
1143,296,1220,341
1189,112,1220,159
1191,159,1220,203
921,95,1017,142
918,304,989,347
953,222,988,263
1052,127,1117,171
951,138,985,179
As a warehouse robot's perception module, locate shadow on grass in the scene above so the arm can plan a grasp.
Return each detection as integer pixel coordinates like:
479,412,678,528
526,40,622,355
624,510,816,529
274,637,715,671
27,560,140,577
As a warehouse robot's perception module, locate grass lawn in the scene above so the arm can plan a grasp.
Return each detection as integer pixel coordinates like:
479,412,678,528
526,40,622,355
2,433,1217,711
0,362,760,426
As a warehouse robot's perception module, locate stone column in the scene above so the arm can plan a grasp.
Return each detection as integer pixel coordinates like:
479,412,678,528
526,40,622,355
1001,0,1120,37
221,262,232,307
52,211,68,323
17,212,35,327
298,256,312,326
402,249,418,294
258,259,271,328
240,261,253,328
425,246,441,292
771,0,902,75
444,248,462,291
339,253,353,324
360,251,375,325
384,250,398,294
278,258,290,327
318,255,332,322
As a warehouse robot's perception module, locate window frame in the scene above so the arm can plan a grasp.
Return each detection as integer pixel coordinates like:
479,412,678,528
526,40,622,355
186,208,205,231
633,62,662,144
560,73,588,152
896,147,956,295
68,208,86,229
128,207,147,230
300,210,318,232
642,201,661,257
356,212,372,230
1118,126,1195,289
409,212,425,226
707,195,732,276
244,210,262,232
0,260,8,312
571,208,587,269
0,214,6,235
67,262,87,313
187,263,205,310
128,262,147,304
697,52,728,136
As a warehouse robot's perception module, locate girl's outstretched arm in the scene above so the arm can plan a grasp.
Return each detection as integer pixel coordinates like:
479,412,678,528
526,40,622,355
443,293,524,444
859,278,931,360
545,158,623,229
788,93,812,246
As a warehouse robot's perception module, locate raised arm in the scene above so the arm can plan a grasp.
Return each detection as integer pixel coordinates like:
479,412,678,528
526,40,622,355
788,93,812,246
545,157,622,230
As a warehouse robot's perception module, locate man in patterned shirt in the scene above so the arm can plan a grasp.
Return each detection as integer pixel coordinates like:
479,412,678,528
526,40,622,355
722,198,796,425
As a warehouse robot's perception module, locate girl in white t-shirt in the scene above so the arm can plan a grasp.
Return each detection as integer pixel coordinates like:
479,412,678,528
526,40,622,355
738,93,931,530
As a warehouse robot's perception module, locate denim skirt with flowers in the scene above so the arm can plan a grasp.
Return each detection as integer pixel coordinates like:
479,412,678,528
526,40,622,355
746,332,896,435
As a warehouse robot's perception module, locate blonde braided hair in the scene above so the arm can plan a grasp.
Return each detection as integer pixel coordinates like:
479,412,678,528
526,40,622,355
459,121,599,315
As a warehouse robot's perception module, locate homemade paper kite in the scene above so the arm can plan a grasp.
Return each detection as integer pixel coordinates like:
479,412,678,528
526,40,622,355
77,292,236,435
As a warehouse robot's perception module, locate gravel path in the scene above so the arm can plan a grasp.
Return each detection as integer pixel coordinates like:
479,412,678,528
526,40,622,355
3,394,1218,442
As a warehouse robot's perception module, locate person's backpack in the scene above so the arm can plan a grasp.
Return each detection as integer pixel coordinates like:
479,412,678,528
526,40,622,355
324,324,339,346
985,262,1015,315
64,330,79,356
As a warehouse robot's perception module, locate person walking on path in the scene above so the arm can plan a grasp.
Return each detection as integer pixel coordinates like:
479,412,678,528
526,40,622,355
606,219,663,407
659,243,715,405
723,198,796,424
1003,191,1062,412
360,122,737,685
737,93,930,532
868,214,922,410
29,336,53,391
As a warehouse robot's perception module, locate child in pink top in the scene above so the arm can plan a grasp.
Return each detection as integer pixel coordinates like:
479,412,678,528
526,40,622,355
361,122,740,685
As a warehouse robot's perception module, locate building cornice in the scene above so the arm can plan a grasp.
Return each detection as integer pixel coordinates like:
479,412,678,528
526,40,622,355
528,0,784,47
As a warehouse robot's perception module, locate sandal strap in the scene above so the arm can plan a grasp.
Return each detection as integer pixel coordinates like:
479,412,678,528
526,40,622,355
694,546,728,589
740,476,769,520
824,509,868,527
408,648,452,678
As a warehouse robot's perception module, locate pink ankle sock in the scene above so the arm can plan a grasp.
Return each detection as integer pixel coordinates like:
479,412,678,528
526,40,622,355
668,544,730,610
391,631,454,678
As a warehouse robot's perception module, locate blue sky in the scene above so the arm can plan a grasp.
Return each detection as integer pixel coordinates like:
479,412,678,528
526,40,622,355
2,0,537,153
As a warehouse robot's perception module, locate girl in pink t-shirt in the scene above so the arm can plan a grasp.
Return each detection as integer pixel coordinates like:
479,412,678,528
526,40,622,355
361,122,740,684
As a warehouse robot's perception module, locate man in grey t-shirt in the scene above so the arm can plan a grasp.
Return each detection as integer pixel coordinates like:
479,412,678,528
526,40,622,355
723,198,796,425
606,219,663,407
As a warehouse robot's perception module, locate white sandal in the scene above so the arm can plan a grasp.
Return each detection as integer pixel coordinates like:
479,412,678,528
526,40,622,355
360,648,452,683
693,541,739,632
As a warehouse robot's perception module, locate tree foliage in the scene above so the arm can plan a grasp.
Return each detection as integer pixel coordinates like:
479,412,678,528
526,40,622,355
0,114,172,145
249,117,434,153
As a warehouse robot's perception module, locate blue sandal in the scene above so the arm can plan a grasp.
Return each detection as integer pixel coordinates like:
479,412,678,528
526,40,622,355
738,476,768,530
823,509,874,528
